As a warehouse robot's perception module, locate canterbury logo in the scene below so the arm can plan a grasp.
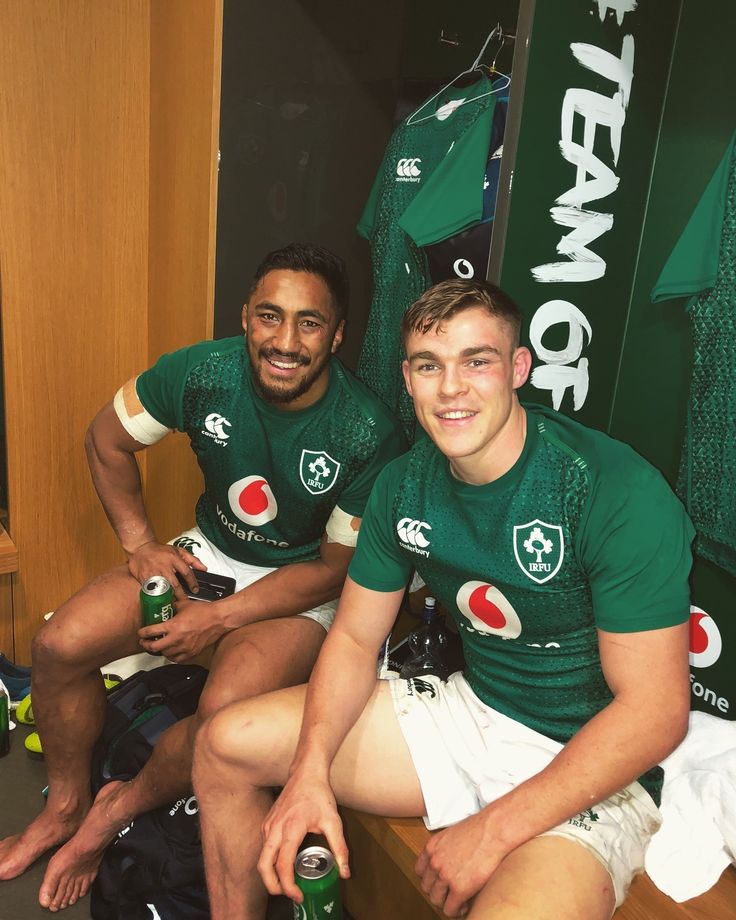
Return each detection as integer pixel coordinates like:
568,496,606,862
397,517,431,548
172,537,202,553
396,157,421,181
410,678,437,698
204,413,232,440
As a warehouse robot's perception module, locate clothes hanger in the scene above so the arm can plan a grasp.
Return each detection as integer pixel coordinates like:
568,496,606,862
406,24,511,126
488,28,509,81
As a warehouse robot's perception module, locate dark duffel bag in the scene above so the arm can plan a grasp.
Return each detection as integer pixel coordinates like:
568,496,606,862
90,665,210,920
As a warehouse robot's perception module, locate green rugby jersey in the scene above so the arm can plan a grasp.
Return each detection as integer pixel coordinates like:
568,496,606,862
350,405,694,802
136,336,406,567
652,131,736,577
357,74,497,438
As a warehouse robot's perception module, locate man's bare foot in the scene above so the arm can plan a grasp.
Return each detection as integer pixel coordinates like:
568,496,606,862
0,804,86,882
39,781,131,912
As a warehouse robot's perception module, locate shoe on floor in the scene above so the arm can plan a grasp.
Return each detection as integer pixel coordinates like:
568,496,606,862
1,672,31,702
0,652,31,678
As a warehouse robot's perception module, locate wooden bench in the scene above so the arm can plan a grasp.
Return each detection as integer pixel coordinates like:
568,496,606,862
341,809,736,920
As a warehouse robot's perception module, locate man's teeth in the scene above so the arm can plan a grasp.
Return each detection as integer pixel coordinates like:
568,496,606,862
440,410,475,419
271,359,300,369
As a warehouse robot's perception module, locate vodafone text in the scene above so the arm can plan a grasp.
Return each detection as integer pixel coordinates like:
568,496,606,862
690,673,729,714
216,505,288,547
530,3,635,410
169,795,198,817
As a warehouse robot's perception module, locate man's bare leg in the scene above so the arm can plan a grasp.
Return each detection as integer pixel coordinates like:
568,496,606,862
467,835,616,920
193,680,426,920
39,616,326,911
0,566,142,881
196,682,621,920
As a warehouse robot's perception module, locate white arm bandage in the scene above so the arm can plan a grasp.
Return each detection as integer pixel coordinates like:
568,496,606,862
113,380,171,446
325,505,361,547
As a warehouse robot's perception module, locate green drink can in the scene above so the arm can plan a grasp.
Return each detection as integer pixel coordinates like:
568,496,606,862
293,846,342,920
0,683,10,758
140,575,175,628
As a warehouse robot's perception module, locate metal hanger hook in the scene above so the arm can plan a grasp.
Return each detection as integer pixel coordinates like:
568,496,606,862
470,23,501,72
491,27,506,73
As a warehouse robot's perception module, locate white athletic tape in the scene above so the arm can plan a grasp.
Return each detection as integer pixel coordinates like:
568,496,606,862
113,382,171,445
325,505,360,547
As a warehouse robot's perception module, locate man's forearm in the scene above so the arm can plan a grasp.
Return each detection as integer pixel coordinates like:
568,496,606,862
211,556,348,632
476,693,688,857
483,624,691,855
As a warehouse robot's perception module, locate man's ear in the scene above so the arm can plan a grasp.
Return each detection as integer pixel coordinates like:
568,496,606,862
401,359,413,397
241,303,249,336
331,320,345,354
512,346,532,390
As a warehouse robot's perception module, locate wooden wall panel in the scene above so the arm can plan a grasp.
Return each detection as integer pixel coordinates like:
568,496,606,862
145,0,223,541
0,2,151,656
0,575,13,661
0,2,222,658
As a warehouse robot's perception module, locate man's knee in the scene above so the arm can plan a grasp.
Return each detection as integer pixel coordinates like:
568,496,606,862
195,673,242,723
195,694,296,787
195,706,254,774
31,618,82,672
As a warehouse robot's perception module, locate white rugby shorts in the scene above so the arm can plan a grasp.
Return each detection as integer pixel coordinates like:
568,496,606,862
169,526,337,631
389,671,661,907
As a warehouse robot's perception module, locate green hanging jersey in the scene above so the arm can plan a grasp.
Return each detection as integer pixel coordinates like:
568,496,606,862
651,132,736,577
350,405,694,802
357,75,497,438
136,336,406,567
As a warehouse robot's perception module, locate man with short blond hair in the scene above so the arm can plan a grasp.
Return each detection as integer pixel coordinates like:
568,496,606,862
194,278,693,920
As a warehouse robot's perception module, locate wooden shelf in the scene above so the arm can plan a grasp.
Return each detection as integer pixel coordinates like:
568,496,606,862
0,525,18,575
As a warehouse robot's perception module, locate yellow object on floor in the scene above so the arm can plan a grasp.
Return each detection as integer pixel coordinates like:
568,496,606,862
24,731,42,754
15,694,34,725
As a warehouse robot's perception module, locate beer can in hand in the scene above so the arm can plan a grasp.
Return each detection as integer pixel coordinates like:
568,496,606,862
293,845,342,920
140,575,175,627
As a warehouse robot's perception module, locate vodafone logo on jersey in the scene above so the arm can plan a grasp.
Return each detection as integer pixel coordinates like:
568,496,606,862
456,581,522,639
227,476,278,526
689,605,722,669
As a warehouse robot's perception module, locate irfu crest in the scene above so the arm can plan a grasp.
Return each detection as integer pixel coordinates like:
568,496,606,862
299,450,341,496
513,520,564,584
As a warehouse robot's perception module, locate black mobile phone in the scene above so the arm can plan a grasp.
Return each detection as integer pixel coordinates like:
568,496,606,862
177,569,236,602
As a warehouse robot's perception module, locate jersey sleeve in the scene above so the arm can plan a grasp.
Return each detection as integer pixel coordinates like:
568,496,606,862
579,462,695,633
399,98,495,248
334,416,408,518
651,132,735,303
135,346,192,432
348,463,413,592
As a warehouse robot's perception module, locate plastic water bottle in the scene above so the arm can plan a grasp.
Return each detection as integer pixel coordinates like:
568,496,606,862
399,597,449,681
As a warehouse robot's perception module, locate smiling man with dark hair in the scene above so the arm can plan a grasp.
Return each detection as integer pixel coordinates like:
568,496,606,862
0,242,406,912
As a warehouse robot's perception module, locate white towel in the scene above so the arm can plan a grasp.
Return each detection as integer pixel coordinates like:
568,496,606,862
645,711,736,901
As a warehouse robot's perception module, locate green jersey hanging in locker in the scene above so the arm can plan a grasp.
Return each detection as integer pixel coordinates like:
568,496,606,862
652,131,736,577
357,74,498,437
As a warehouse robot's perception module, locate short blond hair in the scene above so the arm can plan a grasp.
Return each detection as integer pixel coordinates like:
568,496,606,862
401,279,522,349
